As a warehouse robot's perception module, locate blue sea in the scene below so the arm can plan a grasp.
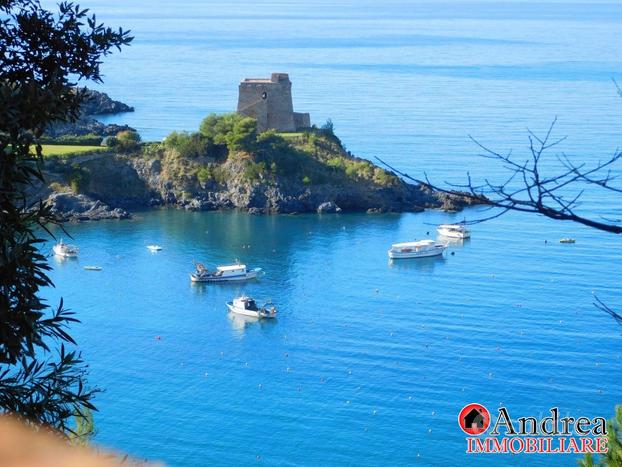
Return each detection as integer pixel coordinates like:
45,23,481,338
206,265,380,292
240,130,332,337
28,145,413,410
40,0,622,465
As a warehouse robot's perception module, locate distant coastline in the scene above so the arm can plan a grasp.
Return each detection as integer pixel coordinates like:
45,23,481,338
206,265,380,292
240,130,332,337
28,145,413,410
45,88,136,139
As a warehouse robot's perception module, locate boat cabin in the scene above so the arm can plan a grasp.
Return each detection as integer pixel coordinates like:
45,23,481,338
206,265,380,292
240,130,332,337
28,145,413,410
390,239,436,252
216,264,248,277
234,296,259,311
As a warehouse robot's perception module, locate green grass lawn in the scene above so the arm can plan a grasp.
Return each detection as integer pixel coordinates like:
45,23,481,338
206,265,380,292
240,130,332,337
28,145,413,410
276,132,305,139
40,144,108,157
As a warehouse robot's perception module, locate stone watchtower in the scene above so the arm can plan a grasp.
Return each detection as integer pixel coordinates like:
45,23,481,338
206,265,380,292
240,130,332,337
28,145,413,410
237,73,310,132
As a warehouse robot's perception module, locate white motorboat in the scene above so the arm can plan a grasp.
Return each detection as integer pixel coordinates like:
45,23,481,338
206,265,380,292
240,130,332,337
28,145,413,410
388,239,446,259
83,266,102,271
147,245,162,252
437,223,471,239
53,240,79,258
226,296,277,319
190,263,262,283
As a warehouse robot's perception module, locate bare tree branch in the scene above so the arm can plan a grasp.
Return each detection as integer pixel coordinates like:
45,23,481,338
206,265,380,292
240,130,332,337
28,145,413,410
380,106,622,332
594,296,622,327
377,119,622,234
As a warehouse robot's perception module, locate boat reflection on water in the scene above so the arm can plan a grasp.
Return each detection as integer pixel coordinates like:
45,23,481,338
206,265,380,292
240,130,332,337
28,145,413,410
437,236,470,247
189,281,210,295
388,254,445,272
190,280,251,295
228,312,277,336
52,253,78,265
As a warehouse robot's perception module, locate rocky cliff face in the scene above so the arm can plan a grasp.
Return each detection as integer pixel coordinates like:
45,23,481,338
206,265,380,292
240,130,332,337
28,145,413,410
39,134,480,221
156,156,443,215
47,193,130,222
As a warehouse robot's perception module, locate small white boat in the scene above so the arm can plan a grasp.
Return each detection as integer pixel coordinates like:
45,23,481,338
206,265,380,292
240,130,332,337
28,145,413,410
190,263,262,283
226,296,277,319
147,245,162,252
388,239,446,259
559,238,576,244
83,266,102,271
437,223,471,239
53,240,79,258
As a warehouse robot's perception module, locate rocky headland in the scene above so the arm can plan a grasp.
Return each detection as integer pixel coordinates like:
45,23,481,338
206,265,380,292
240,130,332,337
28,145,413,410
45,88,136,138
36,113,481,221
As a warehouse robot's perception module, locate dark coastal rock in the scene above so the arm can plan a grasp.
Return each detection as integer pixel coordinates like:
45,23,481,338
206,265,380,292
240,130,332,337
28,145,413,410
80,89,134,115
39,153,482,220
271,196,306,214
163,191,177,205
184,198,207,211
317,201,342,213
432,190,484,211
45,88,135,138
46,192,130,222
46,118,135,137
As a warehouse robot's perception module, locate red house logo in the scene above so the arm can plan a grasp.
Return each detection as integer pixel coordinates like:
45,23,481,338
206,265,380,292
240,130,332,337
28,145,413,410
459,403,491,435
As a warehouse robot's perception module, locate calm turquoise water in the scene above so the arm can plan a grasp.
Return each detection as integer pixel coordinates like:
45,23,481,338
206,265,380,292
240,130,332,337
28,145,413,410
46,209,622,466
39,0,622,465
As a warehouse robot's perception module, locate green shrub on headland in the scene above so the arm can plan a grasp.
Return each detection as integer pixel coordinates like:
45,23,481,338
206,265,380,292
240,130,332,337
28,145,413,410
41,115,399,193
243,161,267,182
68,163,91,193
199,113,257,153
196,165,212,184
164,131,211,159
116,129,141,152
157,113,399,188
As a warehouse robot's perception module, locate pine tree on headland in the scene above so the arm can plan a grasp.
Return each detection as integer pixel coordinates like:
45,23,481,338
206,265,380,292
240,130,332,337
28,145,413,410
0,0,132,432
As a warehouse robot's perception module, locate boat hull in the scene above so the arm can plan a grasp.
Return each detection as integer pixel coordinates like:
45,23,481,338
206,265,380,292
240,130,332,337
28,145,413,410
226,303,276,319
53,245,78,258
388,246,445,259
190,268,261,283
437,228,470,239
